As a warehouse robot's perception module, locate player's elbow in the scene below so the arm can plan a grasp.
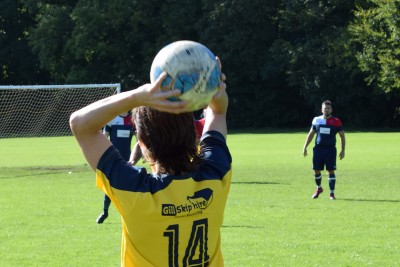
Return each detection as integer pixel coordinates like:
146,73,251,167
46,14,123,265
69,111,85,136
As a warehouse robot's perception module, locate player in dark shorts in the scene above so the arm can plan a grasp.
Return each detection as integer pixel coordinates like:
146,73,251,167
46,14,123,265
303,100,346,200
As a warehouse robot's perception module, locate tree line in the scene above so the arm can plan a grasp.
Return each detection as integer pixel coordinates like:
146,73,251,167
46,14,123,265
1,0,400,129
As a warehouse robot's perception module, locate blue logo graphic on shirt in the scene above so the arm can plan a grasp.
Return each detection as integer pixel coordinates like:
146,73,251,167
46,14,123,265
187,188,213,208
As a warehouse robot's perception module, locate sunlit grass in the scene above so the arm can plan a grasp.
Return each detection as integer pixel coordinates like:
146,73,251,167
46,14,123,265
0,132,399,266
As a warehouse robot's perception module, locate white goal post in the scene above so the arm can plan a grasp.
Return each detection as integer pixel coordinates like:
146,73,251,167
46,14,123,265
0,84,121,138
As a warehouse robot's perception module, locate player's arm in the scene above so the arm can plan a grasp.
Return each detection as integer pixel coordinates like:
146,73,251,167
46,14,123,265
338,130,345,160
303,128,315,157
69,73,189,171
203,58,228,139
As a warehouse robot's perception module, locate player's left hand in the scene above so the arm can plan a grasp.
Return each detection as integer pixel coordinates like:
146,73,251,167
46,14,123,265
339,150,345,160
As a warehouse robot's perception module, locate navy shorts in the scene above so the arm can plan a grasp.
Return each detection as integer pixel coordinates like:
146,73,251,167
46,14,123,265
313,146,337,170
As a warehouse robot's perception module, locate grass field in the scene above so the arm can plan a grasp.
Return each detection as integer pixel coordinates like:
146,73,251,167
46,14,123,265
1,132,399,266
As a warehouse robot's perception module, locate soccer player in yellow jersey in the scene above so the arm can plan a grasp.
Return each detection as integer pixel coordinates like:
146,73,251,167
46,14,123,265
70,59,230,266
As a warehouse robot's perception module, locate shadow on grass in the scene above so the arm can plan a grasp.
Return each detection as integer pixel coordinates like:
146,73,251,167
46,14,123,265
228,128,400,135
222,225,264,229
340,198,400,203
232,181,283,185
0,165,90,179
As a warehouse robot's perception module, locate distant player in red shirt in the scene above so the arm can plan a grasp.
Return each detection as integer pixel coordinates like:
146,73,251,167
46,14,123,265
303,100,346,200
194,107,207,145
194,116,205,146
194,118,205,140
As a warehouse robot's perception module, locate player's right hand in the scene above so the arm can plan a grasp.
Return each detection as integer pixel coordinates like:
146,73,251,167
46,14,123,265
135,72,189,114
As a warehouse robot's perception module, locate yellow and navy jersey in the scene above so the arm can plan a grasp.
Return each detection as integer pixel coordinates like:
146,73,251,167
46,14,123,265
311,115,344,146
96,131,232,267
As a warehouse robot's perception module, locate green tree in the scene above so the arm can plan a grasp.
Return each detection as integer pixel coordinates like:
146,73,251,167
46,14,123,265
17,0,400,127
0,0,49,84
67,0,206,88
272,0,359,104
27,1,77,83
267,0,399,127
27,0,204,88
198,0,314,127
350,0,400,93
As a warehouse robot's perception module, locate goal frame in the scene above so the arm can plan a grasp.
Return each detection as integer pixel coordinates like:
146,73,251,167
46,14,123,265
0,83,121,139
0,83,121,92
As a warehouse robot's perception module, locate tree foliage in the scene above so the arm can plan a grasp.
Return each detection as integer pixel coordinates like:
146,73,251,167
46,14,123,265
1,0,399,128
0,0,49,84
28,2,76,83
197,0,308,127
350,0,400,93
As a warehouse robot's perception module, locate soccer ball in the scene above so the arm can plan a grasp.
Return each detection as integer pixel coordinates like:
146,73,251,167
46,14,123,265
150,40,220,111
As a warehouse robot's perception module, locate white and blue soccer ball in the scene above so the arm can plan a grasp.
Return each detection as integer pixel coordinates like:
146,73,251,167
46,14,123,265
150,40,220,111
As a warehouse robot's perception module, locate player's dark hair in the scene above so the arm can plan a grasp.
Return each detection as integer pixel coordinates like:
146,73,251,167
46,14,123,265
322,100,332,106
132,107,200,175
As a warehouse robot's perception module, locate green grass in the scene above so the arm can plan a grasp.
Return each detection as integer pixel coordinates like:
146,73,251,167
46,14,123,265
0,136,87,167
0,132,399,266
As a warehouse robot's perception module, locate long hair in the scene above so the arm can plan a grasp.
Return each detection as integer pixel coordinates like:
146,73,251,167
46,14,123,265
132,107,200,175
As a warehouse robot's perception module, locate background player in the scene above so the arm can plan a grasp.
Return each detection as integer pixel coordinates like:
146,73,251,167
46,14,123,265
96,111,141,223
303,100,346,200
194,107,206,145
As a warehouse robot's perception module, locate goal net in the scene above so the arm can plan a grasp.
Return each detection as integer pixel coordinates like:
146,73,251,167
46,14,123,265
0,84,120,138
0,84,120,168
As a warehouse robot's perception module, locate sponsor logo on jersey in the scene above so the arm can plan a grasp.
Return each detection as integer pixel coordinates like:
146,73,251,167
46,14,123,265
116,129,131,138
319,127,331,134
162,188,213,217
